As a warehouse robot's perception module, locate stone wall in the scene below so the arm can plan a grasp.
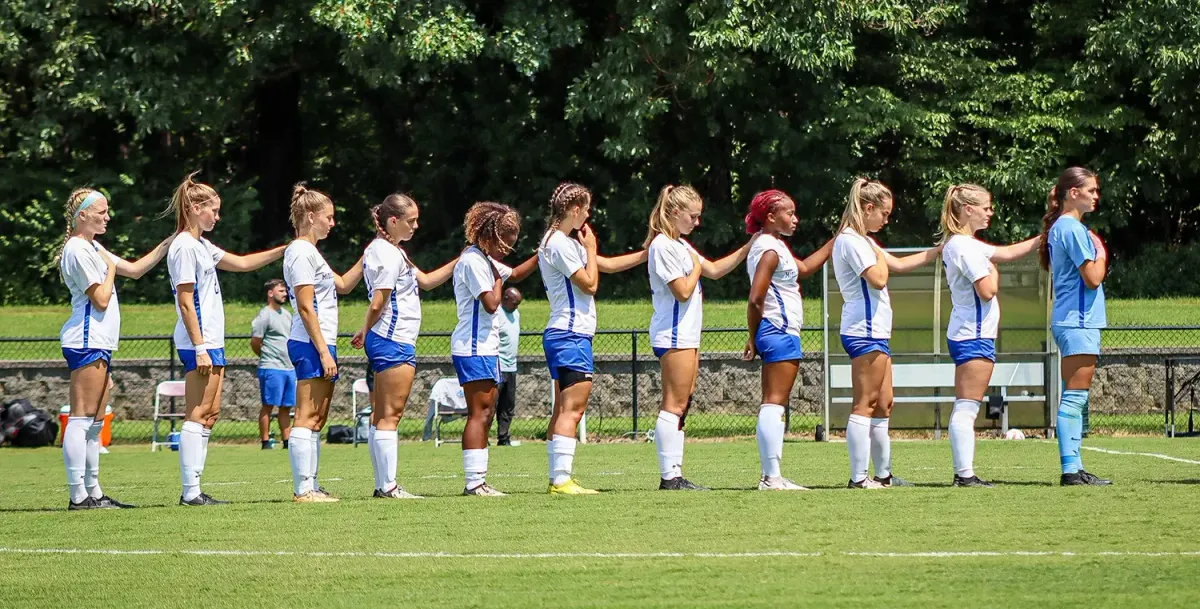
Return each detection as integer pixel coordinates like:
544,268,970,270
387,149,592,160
0,352,1192,428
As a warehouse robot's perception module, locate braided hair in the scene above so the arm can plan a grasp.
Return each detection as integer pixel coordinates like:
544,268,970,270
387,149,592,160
55,188,100,272
744,189,793,234
465,201,521,256
371,194,418,242
543,182,591,247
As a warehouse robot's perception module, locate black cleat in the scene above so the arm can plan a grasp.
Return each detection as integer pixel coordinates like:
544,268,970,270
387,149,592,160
658,477,709,491
953,475,994,488
68,496,103,511
848,478,885,489
179,493,230,506
261,440,271,450
95,495,136,509
1060,472,1088,486
874,475,913,487
1078,470,1112,486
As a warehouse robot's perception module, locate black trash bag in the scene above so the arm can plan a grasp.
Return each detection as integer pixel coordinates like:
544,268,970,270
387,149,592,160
0,398,59,447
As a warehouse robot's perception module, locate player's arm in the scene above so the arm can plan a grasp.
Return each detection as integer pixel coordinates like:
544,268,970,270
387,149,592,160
335,255,364,294
114,235,174,279
598,250,648,274
884,244,942,274
415,258,457,290
216,245,286,272
743,251,777,360
990,236,1040,264
795,238,836,278
700,238,753,280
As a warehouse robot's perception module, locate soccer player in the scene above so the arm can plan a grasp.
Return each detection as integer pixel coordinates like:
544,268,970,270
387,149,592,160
166,172,286,506
451,202,537,496
350,193,456,499
251,279,295,450
537,182,646,495
641,184,754,490
283,183,363,503
1042,167,1112,486
832,178,940,489
741,189,835,490
58,188,173,510
938,184,1039,487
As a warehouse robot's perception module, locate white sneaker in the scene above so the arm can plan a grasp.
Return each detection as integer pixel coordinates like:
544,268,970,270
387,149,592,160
463,483,507,497
375,485,424,499
759,475,810,491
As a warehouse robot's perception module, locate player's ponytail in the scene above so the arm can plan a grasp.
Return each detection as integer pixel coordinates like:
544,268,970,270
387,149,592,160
838,178,891,235
1040,167,1097,270
643,184,700,248
937,184,990,244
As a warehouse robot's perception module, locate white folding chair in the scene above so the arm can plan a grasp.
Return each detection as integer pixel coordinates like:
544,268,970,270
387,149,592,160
351,378,371,447
424,378,467,447
151,380,187,452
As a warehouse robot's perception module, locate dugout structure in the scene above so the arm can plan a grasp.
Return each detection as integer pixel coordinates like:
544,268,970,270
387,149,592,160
821,247,1055,436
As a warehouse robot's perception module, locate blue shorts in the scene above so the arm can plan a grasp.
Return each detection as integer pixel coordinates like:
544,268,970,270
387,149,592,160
542,329,594,380
179,348,227,374
948,338,996,366
365,331,417,373
63,348,112,372
1052,326,1102,357
257,368,297,407
840,335,890,359
452,355,501,385
287,340,339,382
755,319,803,364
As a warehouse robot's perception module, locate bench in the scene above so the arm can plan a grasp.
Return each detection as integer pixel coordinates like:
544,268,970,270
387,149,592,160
828,362,1047,435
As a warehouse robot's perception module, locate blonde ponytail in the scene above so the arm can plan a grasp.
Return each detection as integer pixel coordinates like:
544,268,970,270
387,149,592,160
643,184,701,248
838,178,891,235
937,183,990,244
162,171,219,233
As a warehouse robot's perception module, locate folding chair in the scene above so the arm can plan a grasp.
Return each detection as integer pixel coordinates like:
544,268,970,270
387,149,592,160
151,380,187,452
351,378,371,447
424,377,467,447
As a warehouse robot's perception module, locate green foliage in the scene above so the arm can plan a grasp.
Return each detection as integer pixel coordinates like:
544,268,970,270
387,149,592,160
1,1,1197,304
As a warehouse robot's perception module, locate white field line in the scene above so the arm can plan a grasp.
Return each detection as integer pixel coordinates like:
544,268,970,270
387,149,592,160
1,547,1198,560
1036,440,1200,465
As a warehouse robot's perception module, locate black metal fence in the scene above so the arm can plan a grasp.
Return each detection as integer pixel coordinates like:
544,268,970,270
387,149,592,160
1,326,1198,444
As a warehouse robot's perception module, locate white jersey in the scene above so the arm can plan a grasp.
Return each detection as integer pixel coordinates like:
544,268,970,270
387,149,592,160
746,234,804,337
451,246,512,356
59,237,121,350
833,228,892,339
648,234,706,349
538,231,596,336
363,238,421,345
284,239,339,345
943,235,999,341
168,232,227,350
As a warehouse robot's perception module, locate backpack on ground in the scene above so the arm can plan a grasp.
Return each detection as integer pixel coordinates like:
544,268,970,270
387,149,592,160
0,398,59,448
325,425,354,444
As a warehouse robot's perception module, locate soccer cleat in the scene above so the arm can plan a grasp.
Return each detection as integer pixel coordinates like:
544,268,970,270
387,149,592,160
1060,472,1088,486
294,491,339,503
758,476,810,491
1078,470,1112,486
952,475,994,488
463,484,507,497
548,479,601,495
874,475,913,488
374,485,423,499
95,495,136,508
658,477,709,491
68,496,102,510
848,477,886,489
179,493,230,506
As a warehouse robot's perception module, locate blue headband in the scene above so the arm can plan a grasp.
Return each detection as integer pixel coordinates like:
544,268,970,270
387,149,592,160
74,191,105,223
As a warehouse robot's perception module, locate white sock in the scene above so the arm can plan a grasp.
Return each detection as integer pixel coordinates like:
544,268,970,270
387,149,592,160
546,440,556,484
368,426,380,489
846,414,871,483
179,421,205,501
376,429,398,491
63,417,89,503
870,417,891,479
654,411,684,480
289,427,314,495
311,430,321,487
85,420,104,499
756,404,786,478
950,399,980,478
550,434,576,486
201,426,211,466
463,448,488,490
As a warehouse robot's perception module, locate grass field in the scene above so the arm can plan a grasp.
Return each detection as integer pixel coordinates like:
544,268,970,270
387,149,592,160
2,437,1199,607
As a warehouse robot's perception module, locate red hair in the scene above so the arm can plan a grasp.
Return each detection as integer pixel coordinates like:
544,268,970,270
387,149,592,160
745,189,792,234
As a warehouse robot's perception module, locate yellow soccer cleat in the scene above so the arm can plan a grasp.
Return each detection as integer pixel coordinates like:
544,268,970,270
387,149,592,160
548,479,601,495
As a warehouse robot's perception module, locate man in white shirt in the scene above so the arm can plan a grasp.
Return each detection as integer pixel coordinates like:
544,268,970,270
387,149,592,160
496,287,522,446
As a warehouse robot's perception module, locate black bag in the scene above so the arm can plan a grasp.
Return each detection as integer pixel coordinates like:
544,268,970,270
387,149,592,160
0,398,59,448
325,425,354,444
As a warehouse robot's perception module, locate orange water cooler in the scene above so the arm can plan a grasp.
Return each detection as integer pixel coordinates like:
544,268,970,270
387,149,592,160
57,405,114,447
